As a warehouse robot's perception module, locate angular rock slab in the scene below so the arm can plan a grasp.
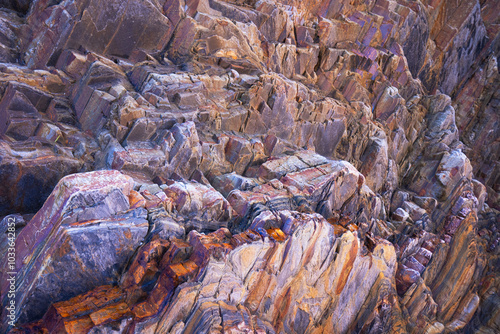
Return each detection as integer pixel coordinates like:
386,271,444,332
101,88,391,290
0,140,83,216
0,170,145,329
163,180,232,221
24,0,173,68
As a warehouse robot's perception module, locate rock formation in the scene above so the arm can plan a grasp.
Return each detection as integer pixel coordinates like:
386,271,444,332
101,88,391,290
0,0,498,333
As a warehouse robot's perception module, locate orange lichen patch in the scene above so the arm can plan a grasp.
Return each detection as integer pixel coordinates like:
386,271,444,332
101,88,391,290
89,302,132,326
51,285,124,318
63,316,94,334
125,264,148,288
129,190,146,209
267,228,287,242
122,237,170,288
166,262,191,283
166,260,199,284
183,260,199,275
215,49,238,59
42,286,126,334
336,238,359,294
230,229,262,247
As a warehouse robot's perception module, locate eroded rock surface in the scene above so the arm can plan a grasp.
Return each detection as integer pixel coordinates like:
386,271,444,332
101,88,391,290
0,0,498,333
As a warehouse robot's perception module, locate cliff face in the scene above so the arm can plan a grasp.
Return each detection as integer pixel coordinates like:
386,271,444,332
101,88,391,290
0,0,498,333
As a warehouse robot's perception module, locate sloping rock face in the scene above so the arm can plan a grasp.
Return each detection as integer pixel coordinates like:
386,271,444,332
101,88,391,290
0,0,498,333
